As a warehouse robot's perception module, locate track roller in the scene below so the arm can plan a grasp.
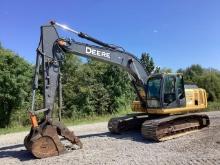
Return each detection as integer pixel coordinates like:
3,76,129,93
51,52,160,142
141,114,210,141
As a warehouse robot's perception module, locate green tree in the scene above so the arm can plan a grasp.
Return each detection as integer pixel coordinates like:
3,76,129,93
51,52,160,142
182,64,203,83
154,66,161,73
140,52,155,74
0,46,32,127
198,71,220,101
61,54,134,119
101,63,134,114
61,54,82,118
160,67,172,73
178,64,220,101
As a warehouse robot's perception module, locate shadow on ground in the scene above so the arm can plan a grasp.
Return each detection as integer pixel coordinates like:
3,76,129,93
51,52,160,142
0,149,35,161
0,130,153,161
78,130,155,144
0,112,219,162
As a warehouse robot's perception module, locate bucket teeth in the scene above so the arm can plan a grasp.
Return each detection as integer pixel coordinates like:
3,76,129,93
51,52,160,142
24,121,82,158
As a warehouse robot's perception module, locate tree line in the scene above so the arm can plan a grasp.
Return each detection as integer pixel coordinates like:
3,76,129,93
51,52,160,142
0,45,220,127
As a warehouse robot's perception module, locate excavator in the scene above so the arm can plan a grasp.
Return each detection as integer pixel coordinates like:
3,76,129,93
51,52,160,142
24,21,210,158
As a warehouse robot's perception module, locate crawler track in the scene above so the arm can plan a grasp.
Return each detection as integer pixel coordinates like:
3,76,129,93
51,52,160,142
108,113,210,141
141,114,210,141
108,113,148,133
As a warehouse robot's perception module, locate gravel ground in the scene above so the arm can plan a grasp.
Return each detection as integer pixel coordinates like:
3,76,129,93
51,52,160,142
0,111,220,165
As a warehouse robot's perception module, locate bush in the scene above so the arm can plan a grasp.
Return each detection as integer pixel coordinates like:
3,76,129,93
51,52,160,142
0,47,32,127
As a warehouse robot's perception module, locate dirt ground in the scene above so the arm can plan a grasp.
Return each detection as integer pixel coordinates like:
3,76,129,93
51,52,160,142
0,111,220,165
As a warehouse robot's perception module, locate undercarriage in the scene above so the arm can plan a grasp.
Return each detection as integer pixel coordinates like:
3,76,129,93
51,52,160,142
108,113,210,141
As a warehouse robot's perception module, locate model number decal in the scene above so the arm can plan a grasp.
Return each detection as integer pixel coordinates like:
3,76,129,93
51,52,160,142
85,47,110,59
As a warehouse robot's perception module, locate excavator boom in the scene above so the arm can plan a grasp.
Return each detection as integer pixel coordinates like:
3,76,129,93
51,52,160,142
25,21,210,158
25,21,149,158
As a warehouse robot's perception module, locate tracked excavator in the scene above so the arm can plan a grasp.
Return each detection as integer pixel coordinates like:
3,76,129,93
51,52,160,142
24,21,210,158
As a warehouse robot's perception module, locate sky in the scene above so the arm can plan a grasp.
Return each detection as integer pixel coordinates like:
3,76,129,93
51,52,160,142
0,0,219,71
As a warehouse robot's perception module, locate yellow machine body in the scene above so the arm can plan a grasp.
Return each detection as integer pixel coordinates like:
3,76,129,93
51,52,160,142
132,88,207,115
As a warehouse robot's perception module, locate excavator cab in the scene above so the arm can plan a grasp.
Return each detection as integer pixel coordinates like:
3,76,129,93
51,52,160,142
110,73,210,141
132,72,208,116
146,73,186,109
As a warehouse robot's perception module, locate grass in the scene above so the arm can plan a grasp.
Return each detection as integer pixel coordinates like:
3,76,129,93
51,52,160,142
63,107,132,126
0,126,29,135
0,107,131,135
207,101,220,111
0,102,219,135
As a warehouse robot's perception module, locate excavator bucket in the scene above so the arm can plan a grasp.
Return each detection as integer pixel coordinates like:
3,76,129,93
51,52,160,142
24,125,64,158
24,116,82,158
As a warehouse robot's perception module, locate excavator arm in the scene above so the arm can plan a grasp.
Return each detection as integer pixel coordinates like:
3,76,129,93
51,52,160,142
34,22,148,118
25,21,148,158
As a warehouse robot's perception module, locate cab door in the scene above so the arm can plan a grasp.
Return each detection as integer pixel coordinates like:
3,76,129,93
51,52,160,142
162,74,186,108
175,74,186,107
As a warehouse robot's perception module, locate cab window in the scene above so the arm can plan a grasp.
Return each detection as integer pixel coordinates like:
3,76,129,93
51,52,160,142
147,77,161,99
176,75,185,99
163,76,176,105
146,77,161,108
